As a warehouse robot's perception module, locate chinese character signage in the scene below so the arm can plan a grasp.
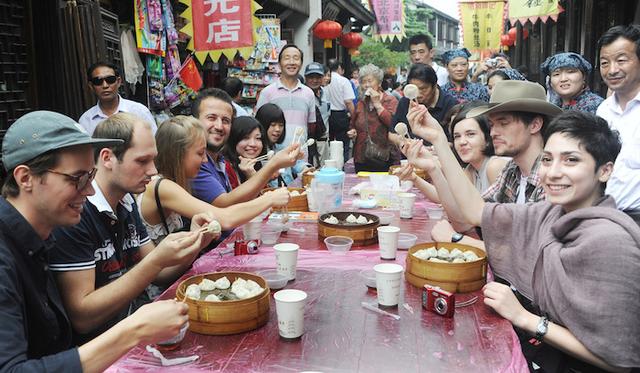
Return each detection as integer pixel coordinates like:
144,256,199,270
179,0,262,63
460,0,505,52
368,0,405,42
508,0,562,25
134,0,167,56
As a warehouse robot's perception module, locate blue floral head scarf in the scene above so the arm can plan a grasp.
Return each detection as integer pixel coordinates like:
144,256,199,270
442,48,471,65
499,68,526,81
540,52,593,76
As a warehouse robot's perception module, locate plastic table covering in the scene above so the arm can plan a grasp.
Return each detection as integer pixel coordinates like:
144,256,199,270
106,174,528,373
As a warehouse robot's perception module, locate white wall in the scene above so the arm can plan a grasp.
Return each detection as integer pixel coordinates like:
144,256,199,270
292,2,322,69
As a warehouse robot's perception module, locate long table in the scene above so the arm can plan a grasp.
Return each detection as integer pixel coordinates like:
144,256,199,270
107,174,527,372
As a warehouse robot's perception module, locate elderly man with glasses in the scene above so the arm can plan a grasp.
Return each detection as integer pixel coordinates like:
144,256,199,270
79,61,157,135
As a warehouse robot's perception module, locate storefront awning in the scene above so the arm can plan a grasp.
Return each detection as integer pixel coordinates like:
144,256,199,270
267,0,310,16
332,0,376,25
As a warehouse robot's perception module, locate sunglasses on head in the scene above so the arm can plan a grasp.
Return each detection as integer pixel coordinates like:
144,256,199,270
90,75,118,86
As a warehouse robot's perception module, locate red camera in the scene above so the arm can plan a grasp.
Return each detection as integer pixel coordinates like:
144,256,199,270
234,239,260,255
422,285,455,318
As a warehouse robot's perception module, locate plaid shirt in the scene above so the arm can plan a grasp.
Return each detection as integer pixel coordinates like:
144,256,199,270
482,155,546,203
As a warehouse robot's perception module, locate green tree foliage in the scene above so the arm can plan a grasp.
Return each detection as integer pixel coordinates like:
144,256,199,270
387,0,433,52
355,0,434,69
352,37,407,70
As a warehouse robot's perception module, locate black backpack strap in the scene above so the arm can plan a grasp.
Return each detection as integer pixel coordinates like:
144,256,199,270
153,178,171,236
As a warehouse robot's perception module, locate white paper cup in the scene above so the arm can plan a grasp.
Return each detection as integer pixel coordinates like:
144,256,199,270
324,159,338,168
373,263,404,307
274,289,308,339
377,226,400,260
400,159,409,166
243,217,262,241
274,243,299,280
400,180,414,190
398,192,416,219
426,206,445,220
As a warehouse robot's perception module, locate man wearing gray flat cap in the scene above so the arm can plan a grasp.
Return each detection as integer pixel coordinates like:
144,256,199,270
304,62,330,166
0,111,191,372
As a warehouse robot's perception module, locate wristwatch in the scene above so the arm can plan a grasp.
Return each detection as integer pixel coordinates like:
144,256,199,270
451,232,464,243
535,316,549,342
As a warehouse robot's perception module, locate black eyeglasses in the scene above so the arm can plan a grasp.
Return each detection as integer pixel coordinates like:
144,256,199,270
90,75,118,86
46,168,97,190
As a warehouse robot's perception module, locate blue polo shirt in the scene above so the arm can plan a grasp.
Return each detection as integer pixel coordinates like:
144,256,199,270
0,197,81,371
191,153,233,245
49,181,150,342
191,153,231,204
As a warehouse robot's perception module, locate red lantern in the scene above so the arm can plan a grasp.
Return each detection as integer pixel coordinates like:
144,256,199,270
500,34,514,47
314,20,342,48
340,32,363,55
508,27,517,43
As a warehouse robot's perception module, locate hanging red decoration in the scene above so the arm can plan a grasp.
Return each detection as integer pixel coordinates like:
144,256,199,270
508,27,517,43
340,32,363,55
522,28,530,40
500,34,514,47
314,20,342,48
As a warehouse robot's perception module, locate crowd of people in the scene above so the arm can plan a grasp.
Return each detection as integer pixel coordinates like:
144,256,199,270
0,23,639,372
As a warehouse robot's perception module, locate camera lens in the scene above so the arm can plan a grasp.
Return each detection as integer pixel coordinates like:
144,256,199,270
434,297,448,315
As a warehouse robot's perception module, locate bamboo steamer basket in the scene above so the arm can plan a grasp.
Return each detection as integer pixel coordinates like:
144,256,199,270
262,187,309,212
405,242,487,293
175,272,270,335
301,170,315,188
318,212,380,246
389,165,429,180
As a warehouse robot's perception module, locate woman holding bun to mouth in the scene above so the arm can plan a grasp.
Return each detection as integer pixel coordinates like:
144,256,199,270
347,63,399,172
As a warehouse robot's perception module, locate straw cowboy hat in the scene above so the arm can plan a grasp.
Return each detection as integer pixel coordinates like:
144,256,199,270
466,80,562,118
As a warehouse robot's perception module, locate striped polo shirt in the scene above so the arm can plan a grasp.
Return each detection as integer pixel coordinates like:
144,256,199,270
256,78,316,151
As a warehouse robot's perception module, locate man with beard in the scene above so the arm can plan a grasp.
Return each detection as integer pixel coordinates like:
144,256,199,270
49,113,215,343
596,24,640,224
407,81,561,246
79,62,157,135
191,88,301,209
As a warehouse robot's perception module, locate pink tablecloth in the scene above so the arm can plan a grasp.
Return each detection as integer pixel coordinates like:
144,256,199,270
107,174,528,373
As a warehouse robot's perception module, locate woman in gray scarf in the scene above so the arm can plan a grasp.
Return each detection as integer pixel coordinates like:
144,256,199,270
404,109,640,372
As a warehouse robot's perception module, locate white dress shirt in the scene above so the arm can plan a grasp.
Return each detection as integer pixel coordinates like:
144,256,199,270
79,95,157,135
596,91,640,211
325,72,355,111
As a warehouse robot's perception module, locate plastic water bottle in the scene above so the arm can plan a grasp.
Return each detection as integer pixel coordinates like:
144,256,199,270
312,166,345,214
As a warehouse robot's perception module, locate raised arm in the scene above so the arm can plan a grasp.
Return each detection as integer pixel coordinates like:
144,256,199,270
211,143,302,207
55,230,204,334
406,104,485,226
148,178,290,230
